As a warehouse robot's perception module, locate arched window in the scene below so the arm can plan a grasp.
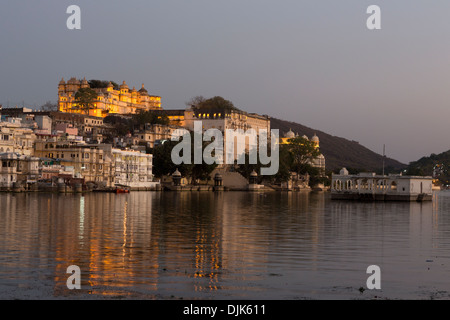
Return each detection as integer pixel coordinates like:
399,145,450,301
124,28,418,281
391,181,397,191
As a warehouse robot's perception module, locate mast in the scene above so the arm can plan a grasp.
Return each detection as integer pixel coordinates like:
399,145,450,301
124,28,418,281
382,144,386,176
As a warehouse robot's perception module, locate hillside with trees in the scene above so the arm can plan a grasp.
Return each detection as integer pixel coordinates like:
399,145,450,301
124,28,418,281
270,117,406,174
405,150,450,187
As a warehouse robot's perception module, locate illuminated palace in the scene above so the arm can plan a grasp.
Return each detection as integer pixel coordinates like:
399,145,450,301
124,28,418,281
58,77,162,117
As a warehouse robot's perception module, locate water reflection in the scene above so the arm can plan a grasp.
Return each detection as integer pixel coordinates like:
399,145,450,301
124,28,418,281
0,191,450,299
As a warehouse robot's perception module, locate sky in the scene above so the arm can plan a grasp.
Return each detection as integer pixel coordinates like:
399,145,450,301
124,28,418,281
1,0,450,164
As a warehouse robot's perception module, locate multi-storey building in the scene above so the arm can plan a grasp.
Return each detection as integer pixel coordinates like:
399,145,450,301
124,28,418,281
34,140,155,189
0,118,36,156
0,153,40,190
34,140,110,185
150,107,271,164
99,145,155,189
133,123,180,148
58,77,162,117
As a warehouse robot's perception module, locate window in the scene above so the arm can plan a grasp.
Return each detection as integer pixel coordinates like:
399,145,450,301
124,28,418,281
391,181,397,191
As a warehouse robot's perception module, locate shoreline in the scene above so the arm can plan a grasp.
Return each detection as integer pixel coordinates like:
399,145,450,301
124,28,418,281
0,184,327,194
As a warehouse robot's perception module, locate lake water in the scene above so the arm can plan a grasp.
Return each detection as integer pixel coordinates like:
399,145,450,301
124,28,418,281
1,190,450,300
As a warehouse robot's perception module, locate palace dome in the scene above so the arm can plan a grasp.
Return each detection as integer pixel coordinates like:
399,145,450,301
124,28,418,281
138,83,148,94
311,134,319,143
67,77,80,84
285,129,295,139
120,80,129,89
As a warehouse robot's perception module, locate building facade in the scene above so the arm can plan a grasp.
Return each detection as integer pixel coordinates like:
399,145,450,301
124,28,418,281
58,77,162,117
0,153,40,190
34,140,110,185
0,118,36,156
101,145,155,189
34,140,155,189
331,168,433,201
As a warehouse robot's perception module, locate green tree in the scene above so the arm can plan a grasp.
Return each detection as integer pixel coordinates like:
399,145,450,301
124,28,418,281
185,95,206,107
191,96,240,116
273,144,294,183
287,136,321,175
73,87,98,115
88,79,119,90
234,152,263,182
152,132,218,184
284,136,323,187
132,110,169,127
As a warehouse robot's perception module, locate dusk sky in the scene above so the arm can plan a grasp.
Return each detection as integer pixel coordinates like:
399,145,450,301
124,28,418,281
1,0,450,164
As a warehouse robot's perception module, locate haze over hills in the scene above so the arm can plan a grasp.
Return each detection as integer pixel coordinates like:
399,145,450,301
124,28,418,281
269,117,406,173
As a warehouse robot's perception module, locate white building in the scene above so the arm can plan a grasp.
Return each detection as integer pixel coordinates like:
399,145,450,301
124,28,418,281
0,153,40,190
0,118,36,156
99,145,157,190
331,168,433,201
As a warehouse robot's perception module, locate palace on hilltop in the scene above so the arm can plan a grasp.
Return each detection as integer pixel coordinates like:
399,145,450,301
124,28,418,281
58,77,161,117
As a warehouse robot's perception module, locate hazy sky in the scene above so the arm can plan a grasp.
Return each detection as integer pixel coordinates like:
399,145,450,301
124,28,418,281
1,0,450,164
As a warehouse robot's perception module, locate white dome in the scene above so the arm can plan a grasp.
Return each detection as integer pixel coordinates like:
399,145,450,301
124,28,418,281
311,134,319,142
285,129,295,138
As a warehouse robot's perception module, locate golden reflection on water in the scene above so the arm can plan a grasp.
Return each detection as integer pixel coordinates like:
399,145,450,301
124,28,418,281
1,191,450,299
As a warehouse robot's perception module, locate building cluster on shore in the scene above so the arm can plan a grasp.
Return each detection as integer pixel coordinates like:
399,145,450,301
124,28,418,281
0,77,326,193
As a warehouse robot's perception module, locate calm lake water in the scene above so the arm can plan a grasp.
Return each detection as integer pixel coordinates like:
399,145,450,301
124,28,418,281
1,190,450,300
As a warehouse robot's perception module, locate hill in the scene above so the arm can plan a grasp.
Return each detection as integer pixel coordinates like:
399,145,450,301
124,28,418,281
269,117,406,173
405,150,450,186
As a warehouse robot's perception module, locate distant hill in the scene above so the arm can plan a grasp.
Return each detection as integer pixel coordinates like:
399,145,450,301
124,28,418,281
269,117,406,173
406,150,450,186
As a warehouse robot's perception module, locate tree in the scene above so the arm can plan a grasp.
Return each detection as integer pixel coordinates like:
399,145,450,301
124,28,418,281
153,140,189,178
88,79,119,90
273,144,294,183
185,95,205,108
40,101,58,112
191,96,240,115
104,115,133,137
132,110,169,127
287,136,321,176
73,88,98,115
152,132,218,184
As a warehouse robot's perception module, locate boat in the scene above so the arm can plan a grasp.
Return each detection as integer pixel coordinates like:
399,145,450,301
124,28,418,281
115,184,130,194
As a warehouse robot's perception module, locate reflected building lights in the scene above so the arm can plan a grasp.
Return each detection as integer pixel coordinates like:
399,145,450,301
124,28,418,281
79,196,85,243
